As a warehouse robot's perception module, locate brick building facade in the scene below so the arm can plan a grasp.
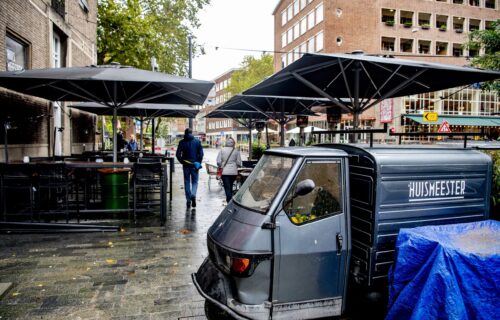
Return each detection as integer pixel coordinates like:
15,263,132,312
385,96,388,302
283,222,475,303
0,0,97,160
204,69,244,146
274,0,500,142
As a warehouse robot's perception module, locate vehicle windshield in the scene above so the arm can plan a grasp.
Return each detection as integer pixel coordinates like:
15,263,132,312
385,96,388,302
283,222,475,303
234,154,295,213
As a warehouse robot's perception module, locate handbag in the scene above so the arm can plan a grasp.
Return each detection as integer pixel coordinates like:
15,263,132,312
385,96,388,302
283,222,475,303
218,148,235,177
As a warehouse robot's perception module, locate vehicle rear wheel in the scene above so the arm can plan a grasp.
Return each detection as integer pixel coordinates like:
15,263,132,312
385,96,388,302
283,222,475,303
204,300,233,320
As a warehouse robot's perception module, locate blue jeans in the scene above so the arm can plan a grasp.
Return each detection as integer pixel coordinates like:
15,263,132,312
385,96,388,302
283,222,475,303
183,166,199,201
221,175,237,203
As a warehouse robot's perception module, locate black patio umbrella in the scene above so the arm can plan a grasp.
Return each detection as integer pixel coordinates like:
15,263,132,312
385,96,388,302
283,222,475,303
0,64,213,161
70,102,199,152
244,52,500,136
218,94,328,146
206,95,324,154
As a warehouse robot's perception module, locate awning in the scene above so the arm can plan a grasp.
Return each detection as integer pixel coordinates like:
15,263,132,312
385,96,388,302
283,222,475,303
404,114,500,126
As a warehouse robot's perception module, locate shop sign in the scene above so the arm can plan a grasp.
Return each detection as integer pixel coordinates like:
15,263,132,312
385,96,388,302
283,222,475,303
380,99,393,123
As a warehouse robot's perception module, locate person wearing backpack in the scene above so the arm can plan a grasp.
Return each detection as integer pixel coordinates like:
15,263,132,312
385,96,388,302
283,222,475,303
217,137,242,203
176,128,204,208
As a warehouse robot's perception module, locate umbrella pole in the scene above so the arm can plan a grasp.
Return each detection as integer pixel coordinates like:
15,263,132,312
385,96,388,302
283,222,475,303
4,122,8,163
248,124,252,160
280,121,285,147
140,117,144,151
299,127,304,146
101,116,105,152
112,108,117,162
151,118,155,154
265,123,270,149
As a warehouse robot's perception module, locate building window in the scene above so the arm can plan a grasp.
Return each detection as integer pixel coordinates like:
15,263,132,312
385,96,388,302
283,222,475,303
442,88,473,115
381,8,396,24
485,0,496,8
453,17,465,32
400,11,414,26
53,33,62,68
469,45,479,57
485,20,495,30
469,0,479,6
404,92,435,114
315,4,324,24
453,43,464,57
282,33,287,48
453,0,464,3
287,5,293,21
6,33,28,71
300,0,307,10
281,11,287,26
480,92,499,115
287,28,293,44
307,11,315,30
418,40,431,54
281,55,286,68
294,23,300,40
79,0,89,13
300,18,307,35
287,52,293,65
299,42,307,57
307,37,315,53
436,41,448,55
436,15,448,30
400,38,414,53
419,13,431,28
293,47,300,61
469,18,481,31
316,32,324,51
293,0,299,16
381,37,395,52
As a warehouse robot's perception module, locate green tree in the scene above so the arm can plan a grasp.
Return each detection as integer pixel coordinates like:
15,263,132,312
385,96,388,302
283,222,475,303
226,54,274,96
466,19,500,94
97,0,209,75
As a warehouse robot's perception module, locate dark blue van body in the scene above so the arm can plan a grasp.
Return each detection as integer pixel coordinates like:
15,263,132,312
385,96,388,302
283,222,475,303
324,145,491,289
193,145,492,320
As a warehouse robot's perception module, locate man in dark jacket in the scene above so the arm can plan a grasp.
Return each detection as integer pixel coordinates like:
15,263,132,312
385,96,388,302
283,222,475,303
176,128,204,208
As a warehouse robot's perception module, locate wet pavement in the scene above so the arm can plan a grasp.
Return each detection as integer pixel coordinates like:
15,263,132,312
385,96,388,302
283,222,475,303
0,148,233,319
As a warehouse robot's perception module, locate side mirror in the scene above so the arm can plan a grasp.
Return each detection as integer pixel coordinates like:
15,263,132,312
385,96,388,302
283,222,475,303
294,179,315,197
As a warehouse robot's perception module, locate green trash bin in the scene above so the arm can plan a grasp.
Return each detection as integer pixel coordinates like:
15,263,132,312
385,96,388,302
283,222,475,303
99,168,130,210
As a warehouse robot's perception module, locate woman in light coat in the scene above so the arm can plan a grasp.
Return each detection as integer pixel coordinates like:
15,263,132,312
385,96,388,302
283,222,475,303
217,137,242,202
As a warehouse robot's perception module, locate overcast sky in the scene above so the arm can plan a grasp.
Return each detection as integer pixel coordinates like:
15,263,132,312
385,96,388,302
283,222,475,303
192,0,277,80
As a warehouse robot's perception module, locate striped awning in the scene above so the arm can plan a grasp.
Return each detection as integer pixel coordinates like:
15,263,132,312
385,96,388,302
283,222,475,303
404,114,500,126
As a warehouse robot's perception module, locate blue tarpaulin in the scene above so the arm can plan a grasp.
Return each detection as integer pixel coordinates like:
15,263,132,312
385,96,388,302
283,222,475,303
386,220,500,320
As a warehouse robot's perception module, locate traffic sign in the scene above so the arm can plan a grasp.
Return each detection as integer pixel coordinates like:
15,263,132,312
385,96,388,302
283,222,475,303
423,112,438,122
438,120,451,133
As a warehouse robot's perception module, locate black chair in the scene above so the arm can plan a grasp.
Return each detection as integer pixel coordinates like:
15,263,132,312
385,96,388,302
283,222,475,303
35,163,70,222
1,163,35,221
242,160,258,168
137,157,162,163
132,162,164,223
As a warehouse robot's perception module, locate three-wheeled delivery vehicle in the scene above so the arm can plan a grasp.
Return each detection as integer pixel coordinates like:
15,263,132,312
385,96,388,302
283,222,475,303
192,145,492,319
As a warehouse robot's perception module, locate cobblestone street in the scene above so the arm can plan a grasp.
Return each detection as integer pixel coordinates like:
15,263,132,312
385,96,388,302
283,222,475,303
0,148,231,320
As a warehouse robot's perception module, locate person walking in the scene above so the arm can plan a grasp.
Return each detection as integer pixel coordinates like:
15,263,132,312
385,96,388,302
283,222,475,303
217,137,242,203
176,128,204,208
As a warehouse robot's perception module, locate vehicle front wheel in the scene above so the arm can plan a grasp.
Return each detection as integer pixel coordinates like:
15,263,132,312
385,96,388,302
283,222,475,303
204,300,233,320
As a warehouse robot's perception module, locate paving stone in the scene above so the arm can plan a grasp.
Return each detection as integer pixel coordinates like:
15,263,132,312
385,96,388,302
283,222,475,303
0,149,232,319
